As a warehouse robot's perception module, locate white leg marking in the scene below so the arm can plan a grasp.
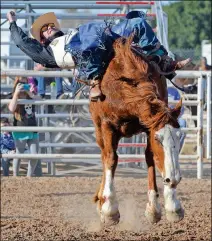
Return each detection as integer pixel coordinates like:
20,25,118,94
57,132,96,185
147,190,161,213
102,170,118,215
164,185,182,212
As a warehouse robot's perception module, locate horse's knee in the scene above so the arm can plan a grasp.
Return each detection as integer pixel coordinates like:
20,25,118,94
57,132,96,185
104,151,117,161
96,135,104,149
103,152,118,171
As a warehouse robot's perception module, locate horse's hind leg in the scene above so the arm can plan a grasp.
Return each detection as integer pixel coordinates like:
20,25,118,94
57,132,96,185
94,121,120,226
144,138,161,224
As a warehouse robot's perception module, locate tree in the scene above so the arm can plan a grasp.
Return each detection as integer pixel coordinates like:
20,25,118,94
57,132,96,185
163,1,211,50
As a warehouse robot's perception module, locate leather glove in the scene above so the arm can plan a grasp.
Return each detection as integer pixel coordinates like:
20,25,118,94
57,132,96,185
7,11,16,23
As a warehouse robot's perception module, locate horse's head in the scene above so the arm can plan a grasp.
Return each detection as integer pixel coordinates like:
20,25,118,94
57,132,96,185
150,99,183,188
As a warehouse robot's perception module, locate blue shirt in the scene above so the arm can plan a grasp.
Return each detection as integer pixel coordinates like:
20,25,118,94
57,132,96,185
0,132,15,154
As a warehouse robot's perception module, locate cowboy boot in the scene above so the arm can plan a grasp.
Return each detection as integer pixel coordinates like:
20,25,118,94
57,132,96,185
159,55,191,72
175,58,191,69
159,56,191,80
90,79,102,102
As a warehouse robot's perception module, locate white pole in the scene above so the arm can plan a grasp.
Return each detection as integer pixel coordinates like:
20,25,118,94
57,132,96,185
0,99,199,106
0,113,202,120
1,99,89,105
1,70,210,78
50,85,56,176
1,126,95,132
39,105,44,175
40,105,51,175
197,77,204,179
1,153,198,160
0,126,198,133
206,74,211,159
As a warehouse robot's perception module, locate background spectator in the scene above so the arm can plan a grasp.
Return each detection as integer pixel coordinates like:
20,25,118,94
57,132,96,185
0,117,15,176
199,56,212,71
8,77,42,177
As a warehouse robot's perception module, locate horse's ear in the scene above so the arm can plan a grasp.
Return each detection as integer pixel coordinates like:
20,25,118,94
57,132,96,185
171,98,182,119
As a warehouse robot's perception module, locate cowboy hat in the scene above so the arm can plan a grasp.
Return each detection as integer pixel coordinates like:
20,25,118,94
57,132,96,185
30,12,60,42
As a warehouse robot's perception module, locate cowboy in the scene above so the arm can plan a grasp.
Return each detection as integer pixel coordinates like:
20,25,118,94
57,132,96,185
7,10,190,101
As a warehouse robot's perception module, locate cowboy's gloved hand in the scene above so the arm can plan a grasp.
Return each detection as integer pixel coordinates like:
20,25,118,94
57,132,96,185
7,11,16,23
34,64,45,71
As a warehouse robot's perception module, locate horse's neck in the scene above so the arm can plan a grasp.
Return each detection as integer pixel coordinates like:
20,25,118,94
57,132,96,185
133,82,168,129
140,107,168,131
148,74,167,103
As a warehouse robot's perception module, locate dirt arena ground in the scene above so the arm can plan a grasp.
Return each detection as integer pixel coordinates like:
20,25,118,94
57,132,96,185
1,166,211,241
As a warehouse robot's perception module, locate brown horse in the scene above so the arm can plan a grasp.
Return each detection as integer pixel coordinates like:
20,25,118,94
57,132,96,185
89,37,184,225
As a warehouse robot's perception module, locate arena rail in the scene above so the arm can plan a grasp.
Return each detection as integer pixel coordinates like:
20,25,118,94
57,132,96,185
0,99,199,106
2,153,198,160
0,112,205,121
0,126,198,133
1,1,154,9
1,71,211,179
1,13,155,20
1,70,210,78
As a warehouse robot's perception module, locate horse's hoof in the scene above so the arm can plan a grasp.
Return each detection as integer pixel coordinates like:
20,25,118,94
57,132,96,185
145,209,161,224
166,208,184,222
100,211,120,227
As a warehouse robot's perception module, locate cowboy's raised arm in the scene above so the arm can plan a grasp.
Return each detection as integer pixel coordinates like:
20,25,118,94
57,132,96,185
7,11,58,68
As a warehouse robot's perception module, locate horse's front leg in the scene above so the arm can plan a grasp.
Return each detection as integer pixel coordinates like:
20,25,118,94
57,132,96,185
163,183,184,222
144,139,161,223
94,121,120,226
160,132,184,222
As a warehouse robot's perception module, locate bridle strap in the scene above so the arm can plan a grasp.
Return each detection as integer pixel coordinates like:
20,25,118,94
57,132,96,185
168,78,196,93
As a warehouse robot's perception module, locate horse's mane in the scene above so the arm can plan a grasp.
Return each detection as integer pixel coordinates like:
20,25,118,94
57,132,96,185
103,36,181,130
124,81,180,130
109,35,153,82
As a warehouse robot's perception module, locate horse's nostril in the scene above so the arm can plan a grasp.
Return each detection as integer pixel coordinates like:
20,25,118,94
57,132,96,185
165,178,170,183
170,183,176,188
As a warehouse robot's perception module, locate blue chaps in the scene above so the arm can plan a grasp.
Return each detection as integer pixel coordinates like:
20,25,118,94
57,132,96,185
67,13,166,80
